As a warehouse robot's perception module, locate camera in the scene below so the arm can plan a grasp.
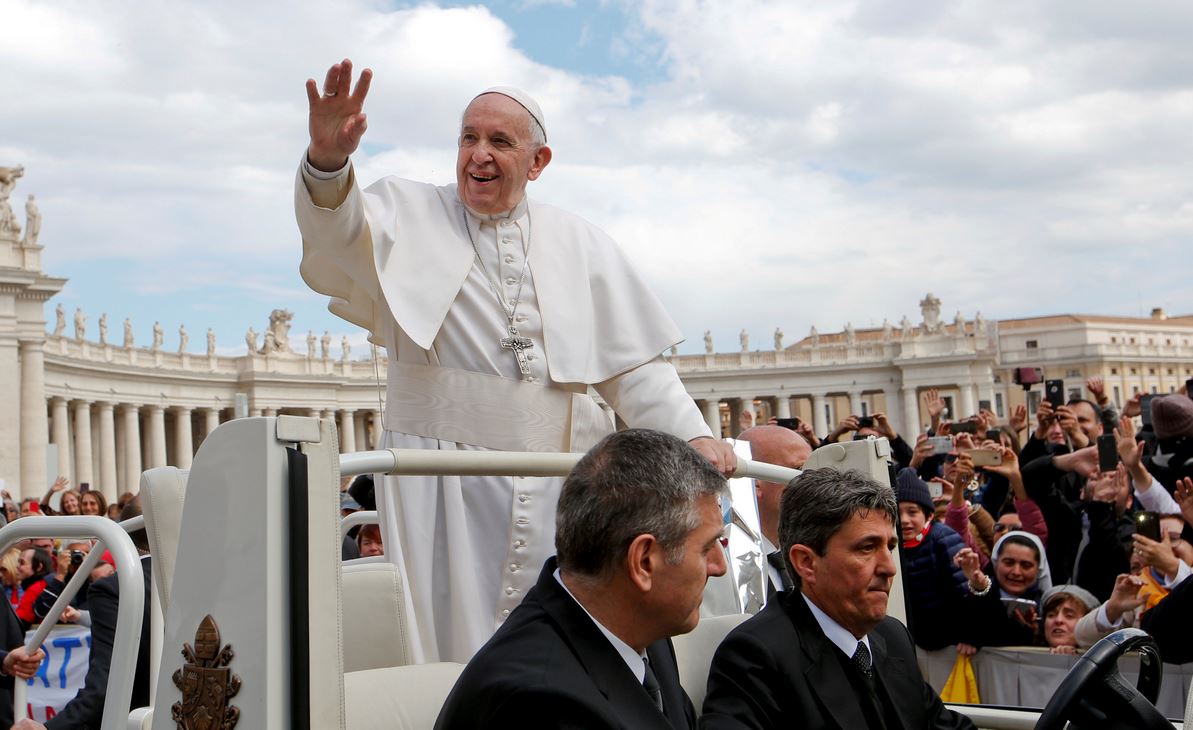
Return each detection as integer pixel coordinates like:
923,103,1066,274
856,416,874,429
1012,367,1043,387
70,550,84,567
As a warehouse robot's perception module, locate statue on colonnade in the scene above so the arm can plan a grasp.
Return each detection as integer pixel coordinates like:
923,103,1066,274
245,326,258,354
178,324,189,354
123,318,134,348
73,308,86,340
774,328,783,351
151,321,164,351
207,328,216,357
23,195,40,245
919,292,944,335
306,330,316,359
703,330,713,354
98,313,108,345
52,303,65,337
0,165,23,235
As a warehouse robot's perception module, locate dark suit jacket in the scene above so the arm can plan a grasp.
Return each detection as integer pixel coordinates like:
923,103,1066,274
0,598,27,729
47,556,152,730
1141,567,1193,664
435,558,696,730
700,590,975,730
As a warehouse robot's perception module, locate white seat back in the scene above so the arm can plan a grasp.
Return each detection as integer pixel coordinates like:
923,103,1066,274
138,466,188,609
344,664,465,730
672,613,750,713
341,562,411,672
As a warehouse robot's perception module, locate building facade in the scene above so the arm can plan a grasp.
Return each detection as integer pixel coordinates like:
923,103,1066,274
3,172,1191,501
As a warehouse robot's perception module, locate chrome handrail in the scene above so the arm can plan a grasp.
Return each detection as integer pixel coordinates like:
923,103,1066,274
1,516,144,729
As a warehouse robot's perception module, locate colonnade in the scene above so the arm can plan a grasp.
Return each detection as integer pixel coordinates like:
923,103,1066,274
44,400,381,503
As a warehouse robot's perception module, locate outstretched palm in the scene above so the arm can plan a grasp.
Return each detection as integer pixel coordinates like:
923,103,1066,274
305,59,373,171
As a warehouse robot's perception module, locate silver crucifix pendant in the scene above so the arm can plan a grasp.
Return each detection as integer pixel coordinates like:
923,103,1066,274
500,325,534,378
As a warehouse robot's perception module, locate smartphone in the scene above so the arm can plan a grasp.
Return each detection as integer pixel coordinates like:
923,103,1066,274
1013,367,1044,386
856,416,874,429
1135,511,1161,542
928,436,953,455
978,399,992,413
927,480,943,499
1001,597,1038,618
775,417,800,431
1097,434,1119,473
962,449,1003,467
950,421,979,435
987,427,1003,443
1140,394,1155,428
1045,379,1065,409
79,482,90,493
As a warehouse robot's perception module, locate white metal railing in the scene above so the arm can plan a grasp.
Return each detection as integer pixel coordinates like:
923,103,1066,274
0,516,144,728
341,510,378,532
339,448,800,484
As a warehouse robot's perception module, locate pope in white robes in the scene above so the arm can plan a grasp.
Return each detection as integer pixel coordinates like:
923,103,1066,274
295,59,735,663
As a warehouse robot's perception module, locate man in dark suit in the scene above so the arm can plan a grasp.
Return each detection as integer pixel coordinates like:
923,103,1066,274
436,429,728,729
736,425,812,597
701,468,976,730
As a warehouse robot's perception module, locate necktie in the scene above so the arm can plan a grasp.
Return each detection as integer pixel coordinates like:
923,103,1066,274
642,657,664,713
852,640,874,681
766,551,793,591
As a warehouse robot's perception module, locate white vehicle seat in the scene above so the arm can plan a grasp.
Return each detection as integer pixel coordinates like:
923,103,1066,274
1186,674,1193,728
672,612,750,713
342,561,411,672
139,466,188,608
344,663,466,730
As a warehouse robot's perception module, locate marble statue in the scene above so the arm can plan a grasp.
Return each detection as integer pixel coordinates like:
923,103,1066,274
306,330,316,359
740,329,749,353
900,315,913,339
123,318,134,348
703,330,713,354
151,321,164,351
266,309,294,353
22,195,40,245
919,292,944,335
207,328,216,357
341,336,351,362
246,326,258,353
52,303,65,337
953,310,966,336
809,325,819,346
264,329,276,353
974,311,987,338
774,328,783,351
321,331,331,360
98,313,108,345
73,308,86,341
881,318,893,342
0,165,23,234
844,322,856,346
178,324,189,354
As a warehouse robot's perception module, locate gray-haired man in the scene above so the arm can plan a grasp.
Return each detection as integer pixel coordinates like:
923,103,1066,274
701,469,975,729
436,429,727,730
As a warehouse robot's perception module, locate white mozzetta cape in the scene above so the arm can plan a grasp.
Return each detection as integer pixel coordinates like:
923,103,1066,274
296,169,683,384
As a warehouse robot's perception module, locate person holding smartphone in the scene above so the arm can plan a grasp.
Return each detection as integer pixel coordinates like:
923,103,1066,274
954,531,1052,649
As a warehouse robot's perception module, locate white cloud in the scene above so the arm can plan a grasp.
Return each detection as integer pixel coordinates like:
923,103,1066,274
3,0,1192,357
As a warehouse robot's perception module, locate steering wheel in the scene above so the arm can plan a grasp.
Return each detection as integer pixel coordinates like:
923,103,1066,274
1035,628,1170,730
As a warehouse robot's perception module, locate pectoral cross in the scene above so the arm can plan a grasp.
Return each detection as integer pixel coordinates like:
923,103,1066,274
500,325,534,378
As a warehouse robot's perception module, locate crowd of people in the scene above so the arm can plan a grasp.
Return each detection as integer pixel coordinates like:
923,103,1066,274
800,379,1193,663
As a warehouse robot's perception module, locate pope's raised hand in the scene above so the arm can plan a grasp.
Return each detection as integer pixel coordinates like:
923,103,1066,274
305,59,373,172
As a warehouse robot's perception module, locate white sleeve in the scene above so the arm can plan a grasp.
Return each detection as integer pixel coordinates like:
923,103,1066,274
1133,474,1182,515
1162,559,1192,588
593,357,713,442
300,157,353,209
1094,603,1124,632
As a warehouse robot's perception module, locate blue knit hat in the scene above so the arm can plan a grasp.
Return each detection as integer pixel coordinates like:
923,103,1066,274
895,468,934,516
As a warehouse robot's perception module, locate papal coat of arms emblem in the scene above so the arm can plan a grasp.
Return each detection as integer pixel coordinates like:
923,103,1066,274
172,614,241,730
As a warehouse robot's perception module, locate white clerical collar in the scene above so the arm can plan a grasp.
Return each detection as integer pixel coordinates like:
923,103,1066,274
554,568,646,683
801,592,872,668
461,195,529,224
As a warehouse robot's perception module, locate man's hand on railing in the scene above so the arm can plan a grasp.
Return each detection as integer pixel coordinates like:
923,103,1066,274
3,645,45,679
11,718,48,730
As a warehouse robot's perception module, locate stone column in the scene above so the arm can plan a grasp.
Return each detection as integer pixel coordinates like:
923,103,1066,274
701,399,722,439
19,341,49,498
882,389,901,438
727,399,743,438
121,405,142,493
848,391,864,418
958,384,977,421
173,406,194,469
775,396,792,420
339,410,356,453
51,396,71,482
72,401,94,488
203,408,221,443
812,393,828,438
370,411,383,449
354,415,368,453
97,402,117,503
902,387,921,438
146,405,167,469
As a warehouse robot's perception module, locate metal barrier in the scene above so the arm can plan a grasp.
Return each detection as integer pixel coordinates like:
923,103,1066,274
0,515,144,728
339,448,800,483
341,510,378,533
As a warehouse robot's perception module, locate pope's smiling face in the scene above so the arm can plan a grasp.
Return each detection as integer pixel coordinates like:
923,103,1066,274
456,93,551,215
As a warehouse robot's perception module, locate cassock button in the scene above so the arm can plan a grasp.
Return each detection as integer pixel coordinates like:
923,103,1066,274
515,314,528,322
505,276,517,285
502,237,513,244
509,563,519,572
501,609,511,617
503,255,514,264
518,493,530,503
527,376,538,382
516,517,530,526
513,540,526,549
505,587,517,596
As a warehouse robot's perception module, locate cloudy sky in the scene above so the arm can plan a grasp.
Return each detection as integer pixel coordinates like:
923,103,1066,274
3,0,1192,356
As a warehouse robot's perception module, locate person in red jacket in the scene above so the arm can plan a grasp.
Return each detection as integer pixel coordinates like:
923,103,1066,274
14,547,53,629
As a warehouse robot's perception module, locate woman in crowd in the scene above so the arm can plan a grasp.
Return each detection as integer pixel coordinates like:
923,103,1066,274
58,489,82,516
0,549,21,607
1038,584,1100,654
955,530,1052,648
79,490,108,517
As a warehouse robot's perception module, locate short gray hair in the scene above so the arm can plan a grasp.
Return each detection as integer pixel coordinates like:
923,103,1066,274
458,107,546,149
556,429,726,578
778,468,897,587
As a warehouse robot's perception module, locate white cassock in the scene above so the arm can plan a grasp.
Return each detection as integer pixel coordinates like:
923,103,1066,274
295,161,711,663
